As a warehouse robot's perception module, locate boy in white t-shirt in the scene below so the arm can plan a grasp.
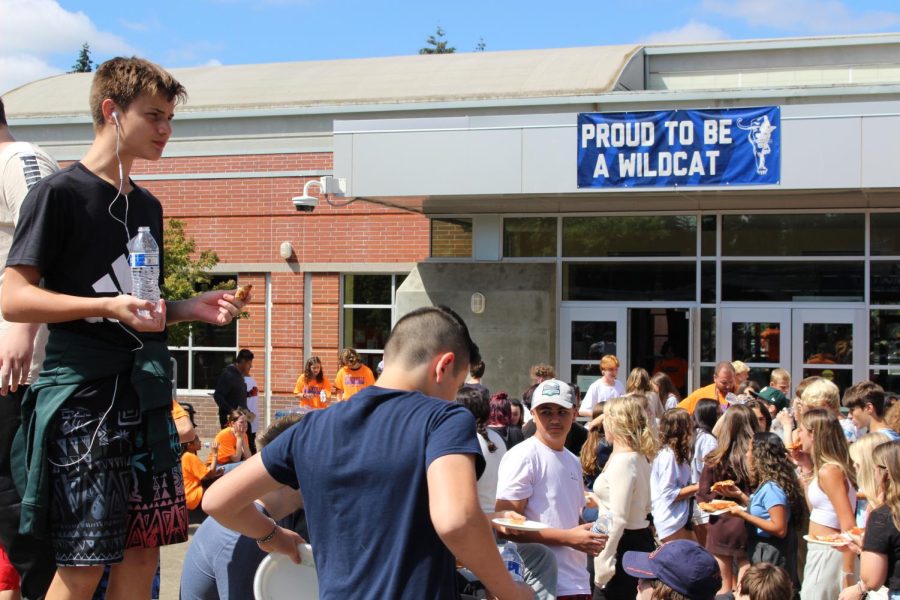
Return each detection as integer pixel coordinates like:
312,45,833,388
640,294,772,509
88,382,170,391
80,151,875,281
579,355,624,417
496,379,606,598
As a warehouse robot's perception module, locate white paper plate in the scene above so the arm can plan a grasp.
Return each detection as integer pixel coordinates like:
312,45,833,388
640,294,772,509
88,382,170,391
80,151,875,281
700,504,745,516
492,517,549,531
803,534,847,547
254,543,318,600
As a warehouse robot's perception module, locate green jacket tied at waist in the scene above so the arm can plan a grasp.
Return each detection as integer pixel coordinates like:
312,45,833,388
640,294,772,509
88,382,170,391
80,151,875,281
12,328,176,537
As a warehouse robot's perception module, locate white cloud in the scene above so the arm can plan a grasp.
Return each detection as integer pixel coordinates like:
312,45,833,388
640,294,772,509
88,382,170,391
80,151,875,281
0,0,134,55
119,17,160,33
0,0,136,93
200,58,223,67
644,20,730,44
0,53,62,95
702,0,900,33
164,41,227,66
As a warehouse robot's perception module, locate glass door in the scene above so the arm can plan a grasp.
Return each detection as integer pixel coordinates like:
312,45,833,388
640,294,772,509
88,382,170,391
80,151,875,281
791,308,866,395
560,306,627,397
721,308,791,389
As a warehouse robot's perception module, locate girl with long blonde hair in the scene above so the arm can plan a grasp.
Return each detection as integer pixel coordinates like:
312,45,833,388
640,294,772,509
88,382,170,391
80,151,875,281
591,395,658,598
796,408,857,600
626,367,665,426
841,440,900,598
850,431,892,527
697,403,758,596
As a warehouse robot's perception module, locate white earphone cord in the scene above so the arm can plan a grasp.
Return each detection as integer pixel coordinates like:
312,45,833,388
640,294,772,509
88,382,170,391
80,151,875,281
108,112,144,353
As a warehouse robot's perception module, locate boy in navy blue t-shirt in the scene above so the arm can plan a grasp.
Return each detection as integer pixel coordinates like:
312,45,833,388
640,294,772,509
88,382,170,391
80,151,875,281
204,306,533,600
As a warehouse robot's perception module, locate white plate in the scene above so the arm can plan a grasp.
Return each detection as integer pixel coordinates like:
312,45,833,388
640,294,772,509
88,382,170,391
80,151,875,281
700,504,745,516
254,543,318,600
803,534,847,547
492,518,549,531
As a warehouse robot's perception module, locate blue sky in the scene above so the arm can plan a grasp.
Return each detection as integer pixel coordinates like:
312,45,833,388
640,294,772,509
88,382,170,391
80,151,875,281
3,0,900,93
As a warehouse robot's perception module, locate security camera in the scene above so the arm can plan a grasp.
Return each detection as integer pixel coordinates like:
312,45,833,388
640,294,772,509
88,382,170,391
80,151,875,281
292,195,318,212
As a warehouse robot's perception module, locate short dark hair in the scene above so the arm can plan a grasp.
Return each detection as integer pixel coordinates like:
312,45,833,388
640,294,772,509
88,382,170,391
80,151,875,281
842,380,886,416
0,98,6,127
383,305,480,374
470,359,485,379
236,349,254,363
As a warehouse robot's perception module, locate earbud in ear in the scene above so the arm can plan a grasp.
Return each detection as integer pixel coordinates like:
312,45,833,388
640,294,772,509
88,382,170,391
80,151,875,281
111,110,119,125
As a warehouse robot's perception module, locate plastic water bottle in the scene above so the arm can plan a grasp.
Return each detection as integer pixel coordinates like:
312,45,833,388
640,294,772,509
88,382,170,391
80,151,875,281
592,510,613,535
500,541,524,582
129,226,160,318
320,390,328,408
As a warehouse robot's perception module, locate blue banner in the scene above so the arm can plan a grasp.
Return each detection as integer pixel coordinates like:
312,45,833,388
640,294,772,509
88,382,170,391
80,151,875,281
577,107,780,188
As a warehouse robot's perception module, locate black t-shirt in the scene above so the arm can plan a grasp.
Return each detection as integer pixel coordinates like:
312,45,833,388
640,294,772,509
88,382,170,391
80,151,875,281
7,162,166,347
863,505,900,591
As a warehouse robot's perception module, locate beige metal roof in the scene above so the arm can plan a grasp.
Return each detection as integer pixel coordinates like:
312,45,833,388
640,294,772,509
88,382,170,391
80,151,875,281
2,45,639,118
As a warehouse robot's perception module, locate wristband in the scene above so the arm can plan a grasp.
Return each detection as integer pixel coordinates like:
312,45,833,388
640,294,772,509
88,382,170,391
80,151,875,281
256,520,278,545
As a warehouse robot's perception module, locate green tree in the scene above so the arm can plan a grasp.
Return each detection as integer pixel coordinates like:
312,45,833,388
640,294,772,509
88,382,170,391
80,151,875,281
475,38,486,52
162,218,227,346
70,43,93,73
419,26,456,54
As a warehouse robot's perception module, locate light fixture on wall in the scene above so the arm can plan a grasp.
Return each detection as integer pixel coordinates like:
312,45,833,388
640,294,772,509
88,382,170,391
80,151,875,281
279,241,293,260
470,292,486,314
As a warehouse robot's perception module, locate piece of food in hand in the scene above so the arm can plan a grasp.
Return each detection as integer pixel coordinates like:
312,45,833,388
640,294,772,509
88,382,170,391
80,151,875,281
509,514,526,524
813,533,847,543
698,500,738,512
234,284,252,301
710,479,736,492
785,441,801,451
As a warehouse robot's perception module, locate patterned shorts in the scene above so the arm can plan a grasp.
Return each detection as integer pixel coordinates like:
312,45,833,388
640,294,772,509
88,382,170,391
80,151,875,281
47,375,187,567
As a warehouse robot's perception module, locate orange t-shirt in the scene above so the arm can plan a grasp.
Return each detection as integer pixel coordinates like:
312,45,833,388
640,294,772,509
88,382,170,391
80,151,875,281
209,427,249,466
172,400,188,422
334,365,375,400
293,374,332,407
676,383,727,414
181,451,209,510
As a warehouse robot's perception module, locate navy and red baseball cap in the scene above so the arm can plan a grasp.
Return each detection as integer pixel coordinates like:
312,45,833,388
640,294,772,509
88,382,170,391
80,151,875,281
622,540,721,600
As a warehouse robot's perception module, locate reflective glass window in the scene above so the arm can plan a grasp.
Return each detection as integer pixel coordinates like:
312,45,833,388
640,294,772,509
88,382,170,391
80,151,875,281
431,218,472,258
503,217,557,257
344,274,392,305
731,322,782,363
872,262,900,305
562,216,697,257
563,262,696,301
722,261,864,302
871,213,900,256
701,215,716,257
871,310,900,366
722,213,864,256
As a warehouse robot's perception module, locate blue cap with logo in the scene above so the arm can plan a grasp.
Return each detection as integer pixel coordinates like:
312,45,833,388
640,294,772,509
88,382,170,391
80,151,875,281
622,540,721,600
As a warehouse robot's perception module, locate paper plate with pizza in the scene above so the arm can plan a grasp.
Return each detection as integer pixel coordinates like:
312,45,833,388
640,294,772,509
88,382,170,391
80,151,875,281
697,500,745,516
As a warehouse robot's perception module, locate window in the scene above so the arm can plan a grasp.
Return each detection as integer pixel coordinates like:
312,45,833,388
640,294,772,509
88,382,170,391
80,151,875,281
503,217,557,257
170,274,238,392
431,218,472,258
722,213,864,256
563,262,696,301
342,274,403,371
562,215,697,257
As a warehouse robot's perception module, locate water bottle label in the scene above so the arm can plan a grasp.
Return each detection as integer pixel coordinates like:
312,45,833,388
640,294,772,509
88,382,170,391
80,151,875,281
129,253,159,267
505,560,523,581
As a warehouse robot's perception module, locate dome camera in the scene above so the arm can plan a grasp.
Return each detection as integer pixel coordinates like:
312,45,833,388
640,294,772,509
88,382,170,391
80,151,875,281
292,195,318,212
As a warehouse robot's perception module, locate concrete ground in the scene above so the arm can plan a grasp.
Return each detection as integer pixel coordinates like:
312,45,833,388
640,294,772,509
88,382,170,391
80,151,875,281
158,523,196,600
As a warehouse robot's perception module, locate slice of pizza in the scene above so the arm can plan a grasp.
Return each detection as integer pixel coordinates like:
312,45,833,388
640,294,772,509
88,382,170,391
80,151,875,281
698,500,737,512
710,479,736,493
234,284,252,301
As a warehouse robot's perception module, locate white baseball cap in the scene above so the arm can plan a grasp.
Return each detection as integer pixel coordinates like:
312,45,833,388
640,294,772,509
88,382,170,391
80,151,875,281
531,379,575,409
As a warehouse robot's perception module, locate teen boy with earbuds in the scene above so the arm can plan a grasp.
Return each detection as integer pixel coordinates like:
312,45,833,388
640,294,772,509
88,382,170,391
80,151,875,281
1,57,248,600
